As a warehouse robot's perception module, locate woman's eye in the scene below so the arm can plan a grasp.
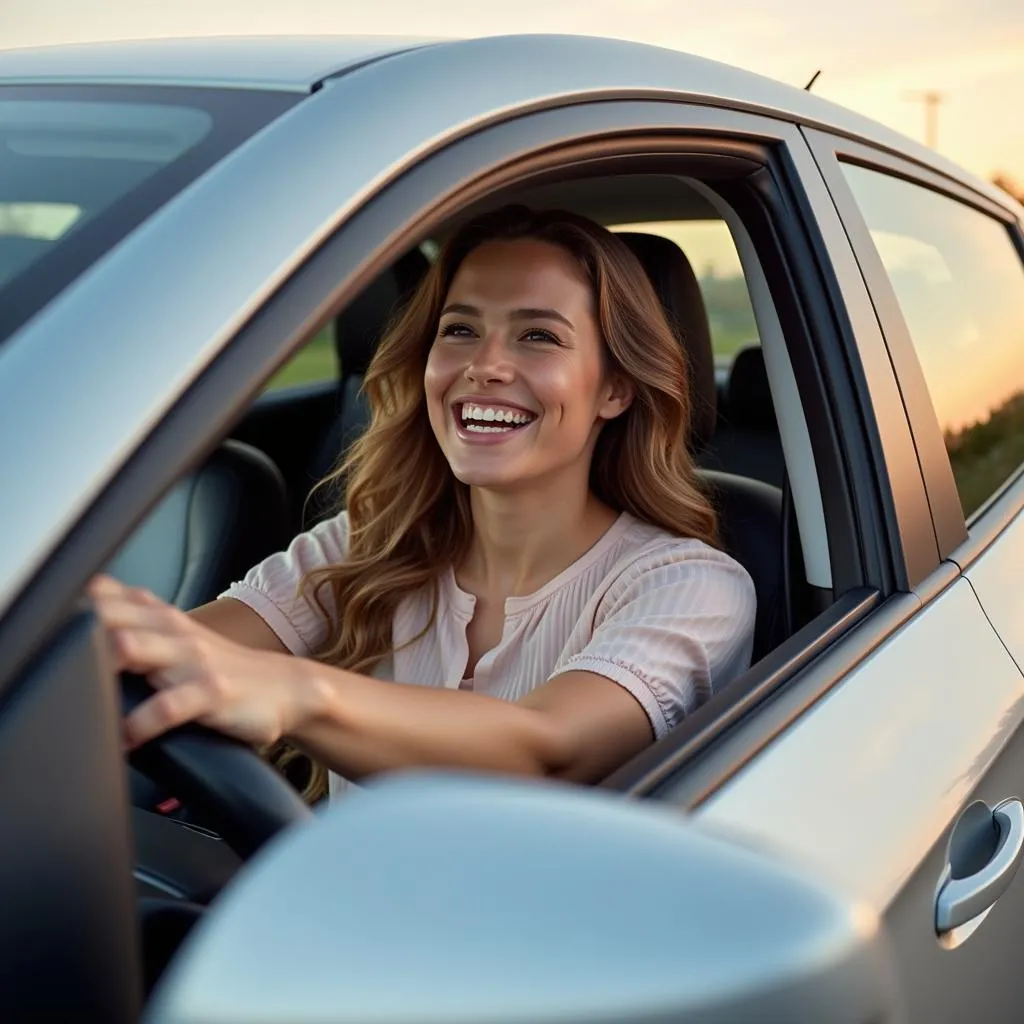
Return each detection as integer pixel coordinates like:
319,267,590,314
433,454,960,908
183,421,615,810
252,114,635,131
521,328,560,344
439,322,475,338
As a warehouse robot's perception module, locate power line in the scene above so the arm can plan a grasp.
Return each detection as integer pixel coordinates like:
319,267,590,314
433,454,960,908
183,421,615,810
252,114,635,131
904,90,945,149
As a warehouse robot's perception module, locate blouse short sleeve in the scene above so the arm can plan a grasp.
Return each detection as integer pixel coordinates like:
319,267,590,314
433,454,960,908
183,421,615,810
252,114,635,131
218,511,350,656
554,542,756,739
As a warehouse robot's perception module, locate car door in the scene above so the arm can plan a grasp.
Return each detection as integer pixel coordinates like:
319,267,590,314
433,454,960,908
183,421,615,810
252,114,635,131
685,132,1024,1024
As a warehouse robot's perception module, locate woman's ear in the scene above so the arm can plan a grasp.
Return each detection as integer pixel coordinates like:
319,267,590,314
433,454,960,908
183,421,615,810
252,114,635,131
598,372,635,421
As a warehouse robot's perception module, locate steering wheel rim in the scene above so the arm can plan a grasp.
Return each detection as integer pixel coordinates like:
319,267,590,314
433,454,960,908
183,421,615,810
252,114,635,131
122,673,313,859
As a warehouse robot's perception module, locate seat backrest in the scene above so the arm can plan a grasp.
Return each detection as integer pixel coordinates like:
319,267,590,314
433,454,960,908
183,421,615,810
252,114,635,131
304,247,431,509
613,231,718,454
708,345,786,489
697,468,786,659
615,232,787,661
106,440,290,610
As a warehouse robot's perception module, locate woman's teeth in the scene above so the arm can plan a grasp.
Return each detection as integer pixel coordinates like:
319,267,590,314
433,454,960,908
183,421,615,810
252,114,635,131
459,404,535,432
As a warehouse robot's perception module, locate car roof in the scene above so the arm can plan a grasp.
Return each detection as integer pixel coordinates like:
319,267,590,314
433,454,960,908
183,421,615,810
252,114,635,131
0,32,1014,211
0,35,438,92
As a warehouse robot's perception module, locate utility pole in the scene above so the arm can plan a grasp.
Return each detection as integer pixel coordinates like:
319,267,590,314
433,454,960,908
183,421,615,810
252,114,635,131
904,90,944,149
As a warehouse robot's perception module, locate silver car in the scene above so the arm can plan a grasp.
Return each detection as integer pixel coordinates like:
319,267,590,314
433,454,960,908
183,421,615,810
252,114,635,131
1,33,1022,1024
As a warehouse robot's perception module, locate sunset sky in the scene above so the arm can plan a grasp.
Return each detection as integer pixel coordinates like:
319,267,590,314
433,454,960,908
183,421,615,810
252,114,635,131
2,0,1022,184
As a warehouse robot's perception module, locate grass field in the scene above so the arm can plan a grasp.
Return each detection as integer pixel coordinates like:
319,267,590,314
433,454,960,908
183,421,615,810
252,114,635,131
947,391,1024,516
264,326,337,392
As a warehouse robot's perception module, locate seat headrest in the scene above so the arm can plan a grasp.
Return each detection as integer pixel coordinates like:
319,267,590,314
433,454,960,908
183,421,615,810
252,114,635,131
615,232,717,450
335,247,431,378
727,345,775,430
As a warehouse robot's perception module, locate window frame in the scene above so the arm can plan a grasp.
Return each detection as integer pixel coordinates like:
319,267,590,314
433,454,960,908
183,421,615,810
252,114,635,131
804,128,1024,562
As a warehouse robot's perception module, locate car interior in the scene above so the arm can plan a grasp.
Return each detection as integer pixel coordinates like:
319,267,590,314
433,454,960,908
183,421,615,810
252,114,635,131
110,172,822,727
111,173,805,631
104,170,837,992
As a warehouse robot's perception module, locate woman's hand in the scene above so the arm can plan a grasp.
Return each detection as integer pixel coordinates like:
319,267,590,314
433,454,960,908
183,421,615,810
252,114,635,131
88,574,307,751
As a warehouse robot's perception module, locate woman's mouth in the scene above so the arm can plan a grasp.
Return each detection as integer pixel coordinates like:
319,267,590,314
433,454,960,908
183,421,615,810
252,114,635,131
452,402,537,442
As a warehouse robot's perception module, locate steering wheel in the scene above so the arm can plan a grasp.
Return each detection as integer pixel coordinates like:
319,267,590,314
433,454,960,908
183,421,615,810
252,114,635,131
122,673,313,859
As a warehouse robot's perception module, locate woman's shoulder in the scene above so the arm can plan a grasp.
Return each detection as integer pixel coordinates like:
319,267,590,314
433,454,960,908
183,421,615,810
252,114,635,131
303,508,351,557
217,509,351,657
616,513,742,566
608,513,755,598
233,509,351,595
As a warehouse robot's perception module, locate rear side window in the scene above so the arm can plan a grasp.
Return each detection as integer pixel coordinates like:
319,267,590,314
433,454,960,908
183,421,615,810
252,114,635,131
0,84,297,346
842,164,1024,518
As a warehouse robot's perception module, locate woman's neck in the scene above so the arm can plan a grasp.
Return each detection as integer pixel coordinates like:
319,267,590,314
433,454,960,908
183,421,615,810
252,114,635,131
459,481,621,598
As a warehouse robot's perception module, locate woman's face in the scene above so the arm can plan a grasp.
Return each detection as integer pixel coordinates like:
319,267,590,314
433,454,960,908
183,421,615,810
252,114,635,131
424,238,633,492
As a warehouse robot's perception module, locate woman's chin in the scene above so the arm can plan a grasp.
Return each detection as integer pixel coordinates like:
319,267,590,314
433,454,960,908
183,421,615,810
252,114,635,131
447,457,532,491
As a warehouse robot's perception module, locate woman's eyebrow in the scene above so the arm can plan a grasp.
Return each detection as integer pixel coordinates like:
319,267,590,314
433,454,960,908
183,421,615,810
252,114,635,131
510,307,575,330
440,303,481,317
440,304,575,331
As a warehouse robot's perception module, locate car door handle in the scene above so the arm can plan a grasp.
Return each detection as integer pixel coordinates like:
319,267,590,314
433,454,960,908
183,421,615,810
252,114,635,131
936,798,1024,933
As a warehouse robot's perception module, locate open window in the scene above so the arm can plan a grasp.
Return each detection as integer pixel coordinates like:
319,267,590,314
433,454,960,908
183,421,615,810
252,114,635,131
110,172,842,669
97,111,897,806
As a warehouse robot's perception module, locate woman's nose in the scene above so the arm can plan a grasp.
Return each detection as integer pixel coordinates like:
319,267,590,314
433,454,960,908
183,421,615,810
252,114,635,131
464,331,514,384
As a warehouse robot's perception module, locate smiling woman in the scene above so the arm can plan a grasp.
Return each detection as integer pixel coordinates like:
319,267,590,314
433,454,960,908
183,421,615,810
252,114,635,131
91,204,756,803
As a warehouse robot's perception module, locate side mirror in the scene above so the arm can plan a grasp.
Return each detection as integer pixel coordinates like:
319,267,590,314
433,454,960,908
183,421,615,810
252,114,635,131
146,774,903,1024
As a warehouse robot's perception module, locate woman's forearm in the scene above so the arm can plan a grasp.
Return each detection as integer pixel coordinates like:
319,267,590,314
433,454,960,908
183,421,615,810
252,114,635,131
285,659,572,781
89,575,652,778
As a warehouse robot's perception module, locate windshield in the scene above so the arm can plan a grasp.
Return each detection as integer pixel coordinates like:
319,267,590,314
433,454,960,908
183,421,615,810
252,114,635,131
0,84,298,344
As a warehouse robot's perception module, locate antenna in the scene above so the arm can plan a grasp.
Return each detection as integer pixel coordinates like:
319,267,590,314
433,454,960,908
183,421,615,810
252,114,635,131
904,89,944,149
804,70,821,92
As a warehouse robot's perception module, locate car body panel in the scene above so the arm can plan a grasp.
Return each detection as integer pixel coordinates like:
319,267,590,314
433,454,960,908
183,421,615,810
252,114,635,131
964,498,1024,675
878,684,1024,1023
877,683,1024,1024
0,36,437,92
794,117,1024,1024
0,33,1013,209
694,578,1024,911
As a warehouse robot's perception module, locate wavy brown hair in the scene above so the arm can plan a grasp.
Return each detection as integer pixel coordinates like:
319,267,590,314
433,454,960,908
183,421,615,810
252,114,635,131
278,204,719,800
